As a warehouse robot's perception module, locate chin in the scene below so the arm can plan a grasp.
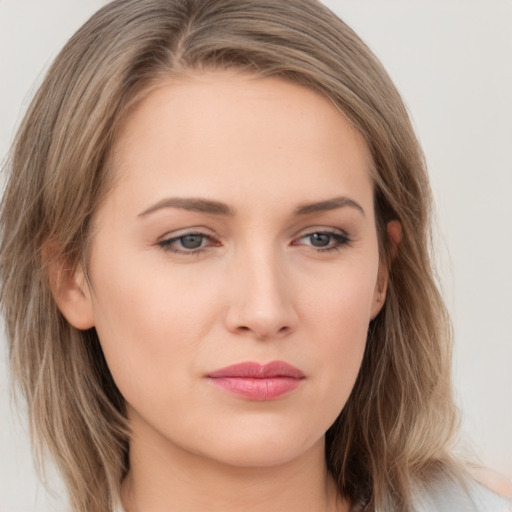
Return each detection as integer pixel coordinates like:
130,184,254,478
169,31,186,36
193,426,325,469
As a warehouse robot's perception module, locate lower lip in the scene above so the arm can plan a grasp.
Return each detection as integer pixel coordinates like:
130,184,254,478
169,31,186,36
208,377,303,400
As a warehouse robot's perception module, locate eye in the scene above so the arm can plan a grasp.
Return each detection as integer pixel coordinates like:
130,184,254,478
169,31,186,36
157,232,218,254
308,233,332,247
176,234,205,250
293,230,351,252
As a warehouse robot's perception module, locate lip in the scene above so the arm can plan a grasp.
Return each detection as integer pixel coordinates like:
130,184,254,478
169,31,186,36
206,361,306,401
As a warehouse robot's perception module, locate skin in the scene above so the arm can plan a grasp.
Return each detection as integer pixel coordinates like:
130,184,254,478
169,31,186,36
55,71,391,512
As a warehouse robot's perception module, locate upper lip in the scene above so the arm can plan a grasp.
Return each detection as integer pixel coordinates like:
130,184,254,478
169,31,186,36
207,361,305,379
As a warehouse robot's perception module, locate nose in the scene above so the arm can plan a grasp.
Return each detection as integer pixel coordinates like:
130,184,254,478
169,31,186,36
224,246,298,340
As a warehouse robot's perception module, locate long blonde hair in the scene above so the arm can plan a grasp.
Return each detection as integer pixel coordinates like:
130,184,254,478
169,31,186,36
0,1,462,510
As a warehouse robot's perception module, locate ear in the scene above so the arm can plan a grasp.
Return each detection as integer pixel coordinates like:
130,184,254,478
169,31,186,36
370,220,402,320
386,220,402,260
370,261,389,320
45,245,95,330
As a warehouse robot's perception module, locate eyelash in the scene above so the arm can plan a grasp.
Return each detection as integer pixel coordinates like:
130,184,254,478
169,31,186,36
157,230,351,255
294,230,351,252
157,232,218,255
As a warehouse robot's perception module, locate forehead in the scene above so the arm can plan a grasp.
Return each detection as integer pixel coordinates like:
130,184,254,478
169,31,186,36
106,70,374,218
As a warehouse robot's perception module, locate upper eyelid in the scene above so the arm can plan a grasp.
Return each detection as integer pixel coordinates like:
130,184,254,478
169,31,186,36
292,225,350,239
294,231,350,244
156,229,218,249
157,226,350,240
158,227,216,241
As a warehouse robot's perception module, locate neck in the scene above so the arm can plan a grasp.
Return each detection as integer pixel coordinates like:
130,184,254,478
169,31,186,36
121,420,348,512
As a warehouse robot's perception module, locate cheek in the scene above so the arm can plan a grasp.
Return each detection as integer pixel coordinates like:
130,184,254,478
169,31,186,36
88,253,221,403
299,262,378,401
299,255,378,338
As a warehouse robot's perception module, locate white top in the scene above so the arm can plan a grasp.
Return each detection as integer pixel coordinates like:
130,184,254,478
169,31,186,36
410,479,512,512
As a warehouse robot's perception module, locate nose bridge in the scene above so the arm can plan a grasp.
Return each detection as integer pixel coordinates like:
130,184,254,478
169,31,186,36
225,239,297,338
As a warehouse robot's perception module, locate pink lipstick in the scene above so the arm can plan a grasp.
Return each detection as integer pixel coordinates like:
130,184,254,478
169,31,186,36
207,361,305,400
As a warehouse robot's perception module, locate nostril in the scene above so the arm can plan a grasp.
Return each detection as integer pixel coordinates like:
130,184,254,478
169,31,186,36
234,324,291,338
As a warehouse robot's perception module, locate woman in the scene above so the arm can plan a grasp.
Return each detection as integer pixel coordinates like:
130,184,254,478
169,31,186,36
0,1,510,511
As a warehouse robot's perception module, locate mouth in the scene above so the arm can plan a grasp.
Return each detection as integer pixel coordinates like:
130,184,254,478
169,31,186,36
206,361,306,401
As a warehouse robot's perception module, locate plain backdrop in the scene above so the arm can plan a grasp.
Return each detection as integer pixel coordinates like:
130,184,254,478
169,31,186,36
1,1,511,510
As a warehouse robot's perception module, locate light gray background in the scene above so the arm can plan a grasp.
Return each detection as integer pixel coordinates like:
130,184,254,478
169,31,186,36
1,1,511,510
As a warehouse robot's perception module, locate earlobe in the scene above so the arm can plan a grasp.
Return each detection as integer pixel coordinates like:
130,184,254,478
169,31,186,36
45,247,95,330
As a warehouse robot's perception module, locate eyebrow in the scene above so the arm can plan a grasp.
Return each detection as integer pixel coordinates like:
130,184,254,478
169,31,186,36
294,196,365,217
138,195,364,218
138,197,234,217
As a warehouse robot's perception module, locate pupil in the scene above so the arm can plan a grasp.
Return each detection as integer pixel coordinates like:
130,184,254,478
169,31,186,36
310,233,330,247
181,235,203,249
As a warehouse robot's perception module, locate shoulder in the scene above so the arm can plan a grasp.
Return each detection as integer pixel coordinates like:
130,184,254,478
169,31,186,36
412,477,512,512
471,467,512,502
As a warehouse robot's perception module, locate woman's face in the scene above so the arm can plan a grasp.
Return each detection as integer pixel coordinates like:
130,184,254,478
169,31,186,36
69,71,387,468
